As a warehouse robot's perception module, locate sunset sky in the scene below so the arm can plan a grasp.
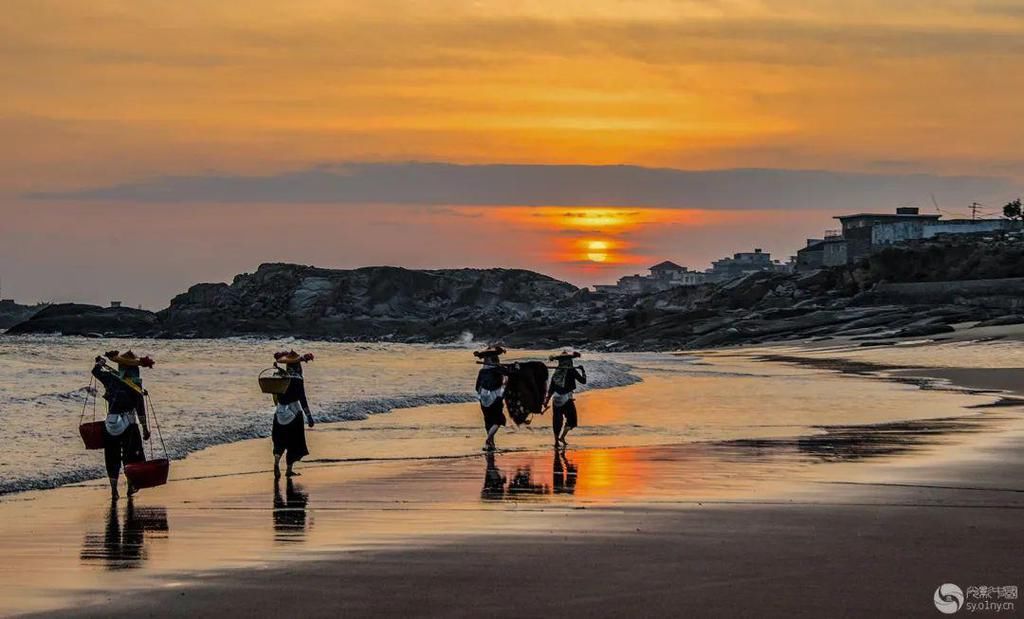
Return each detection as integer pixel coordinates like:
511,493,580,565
3,1,1023,307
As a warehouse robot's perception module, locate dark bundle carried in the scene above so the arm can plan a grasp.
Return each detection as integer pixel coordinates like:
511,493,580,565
504,361,549,425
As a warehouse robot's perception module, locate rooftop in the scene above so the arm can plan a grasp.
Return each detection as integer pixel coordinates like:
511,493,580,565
834,213,940,221
649,260,686,271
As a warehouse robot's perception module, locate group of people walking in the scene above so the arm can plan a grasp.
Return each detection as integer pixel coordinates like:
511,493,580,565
87,345,586,499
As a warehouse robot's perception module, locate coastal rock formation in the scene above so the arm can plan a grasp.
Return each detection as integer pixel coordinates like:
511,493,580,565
6,303,158,336
560,234,1024,350
0,301,45,329
9,264,578,340
157,264,577,339
8,235,1024,348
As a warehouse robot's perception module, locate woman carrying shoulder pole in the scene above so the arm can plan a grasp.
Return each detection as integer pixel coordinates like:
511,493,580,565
91,351,155,499
474,345,509,452
545,349,586,449
271,350,315,479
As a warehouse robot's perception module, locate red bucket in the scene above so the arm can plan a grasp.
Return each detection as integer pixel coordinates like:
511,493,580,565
124,459,170,490
79,421,106,450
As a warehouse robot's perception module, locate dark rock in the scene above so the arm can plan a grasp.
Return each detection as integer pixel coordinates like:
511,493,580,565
10,235,1024,349
0,301,45,329
7,303,158,336
890,323,956,338
972,315,1024,328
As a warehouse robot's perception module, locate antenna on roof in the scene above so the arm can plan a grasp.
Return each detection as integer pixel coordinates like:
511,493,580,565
930,193,941,215
969,201,981,220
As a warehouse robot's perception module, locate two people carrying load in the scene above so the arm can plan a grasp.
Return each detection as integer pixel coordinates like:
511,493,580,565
474,345,586,451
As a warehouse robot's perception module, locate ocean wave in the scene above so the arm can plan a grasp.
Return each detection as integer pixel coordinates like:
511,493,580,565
5,386,94,408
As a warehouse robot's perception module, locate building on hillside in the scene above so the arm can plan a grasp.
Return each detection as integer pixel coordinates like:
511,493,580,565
795,239,825,271
595,261,707,294
796,207,1016,269
795,230,847,271
706,248,784,282
873,218,1012,247
834,207,941,263
649,261,707,287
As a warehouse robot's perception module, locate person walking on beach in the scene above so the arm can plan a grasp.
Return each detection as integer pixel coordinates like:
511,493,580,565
545,350,586,449
272,351,315,479
91,352,154,499
474,345,509,452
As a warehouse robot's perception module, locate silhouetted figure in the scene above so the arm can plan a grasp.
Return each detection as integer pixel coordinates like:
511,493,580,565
271,351,316,479
91,353,154,499
273,479,310,542
474,346,509,451
545,350,586,449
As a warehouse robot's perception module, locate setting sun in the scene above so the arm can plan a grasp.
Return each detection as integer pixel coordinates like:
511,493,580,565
586,240,609,263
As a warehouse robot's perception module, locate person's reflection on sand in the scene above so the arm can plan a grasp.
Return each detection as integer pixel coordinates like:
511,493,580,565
552,450,578,495
273,478,310,542
80,499,169,570
481,452,506,501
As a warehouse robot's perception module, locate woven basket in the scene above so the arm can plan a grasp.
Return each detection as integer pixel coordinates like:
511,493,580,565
258,368,292,394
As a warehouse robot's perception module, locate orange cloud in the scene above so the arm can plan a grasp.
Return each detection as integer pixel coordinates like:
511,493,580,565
3,1,1024,193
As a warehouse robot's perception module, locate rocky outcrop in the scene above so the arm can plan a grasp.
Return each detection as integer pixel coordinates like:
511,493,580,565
8,235,1024,348
9,264,578,340
156,264,577,339
6,303,158,336
0,301,45,329
559,233,1024,350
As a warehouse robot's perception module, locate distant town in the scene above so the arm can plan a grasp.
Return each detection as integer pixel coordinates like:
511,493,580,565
594,205,1017,295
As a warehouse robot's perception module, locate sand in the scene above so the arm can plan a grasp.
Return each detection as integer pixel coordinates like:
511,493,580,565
7,343,1024,618
35,429,1024,618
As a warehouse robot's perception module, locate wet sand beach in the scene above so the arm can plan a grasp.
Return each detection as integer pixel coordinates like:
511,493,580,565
3,343,1023,618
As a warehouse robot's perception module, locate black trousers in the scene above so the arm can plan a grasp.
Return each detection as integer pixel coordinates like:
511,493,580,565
273,414,310,465
103,424,145,478
481,398,507,430
552,400,578,437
